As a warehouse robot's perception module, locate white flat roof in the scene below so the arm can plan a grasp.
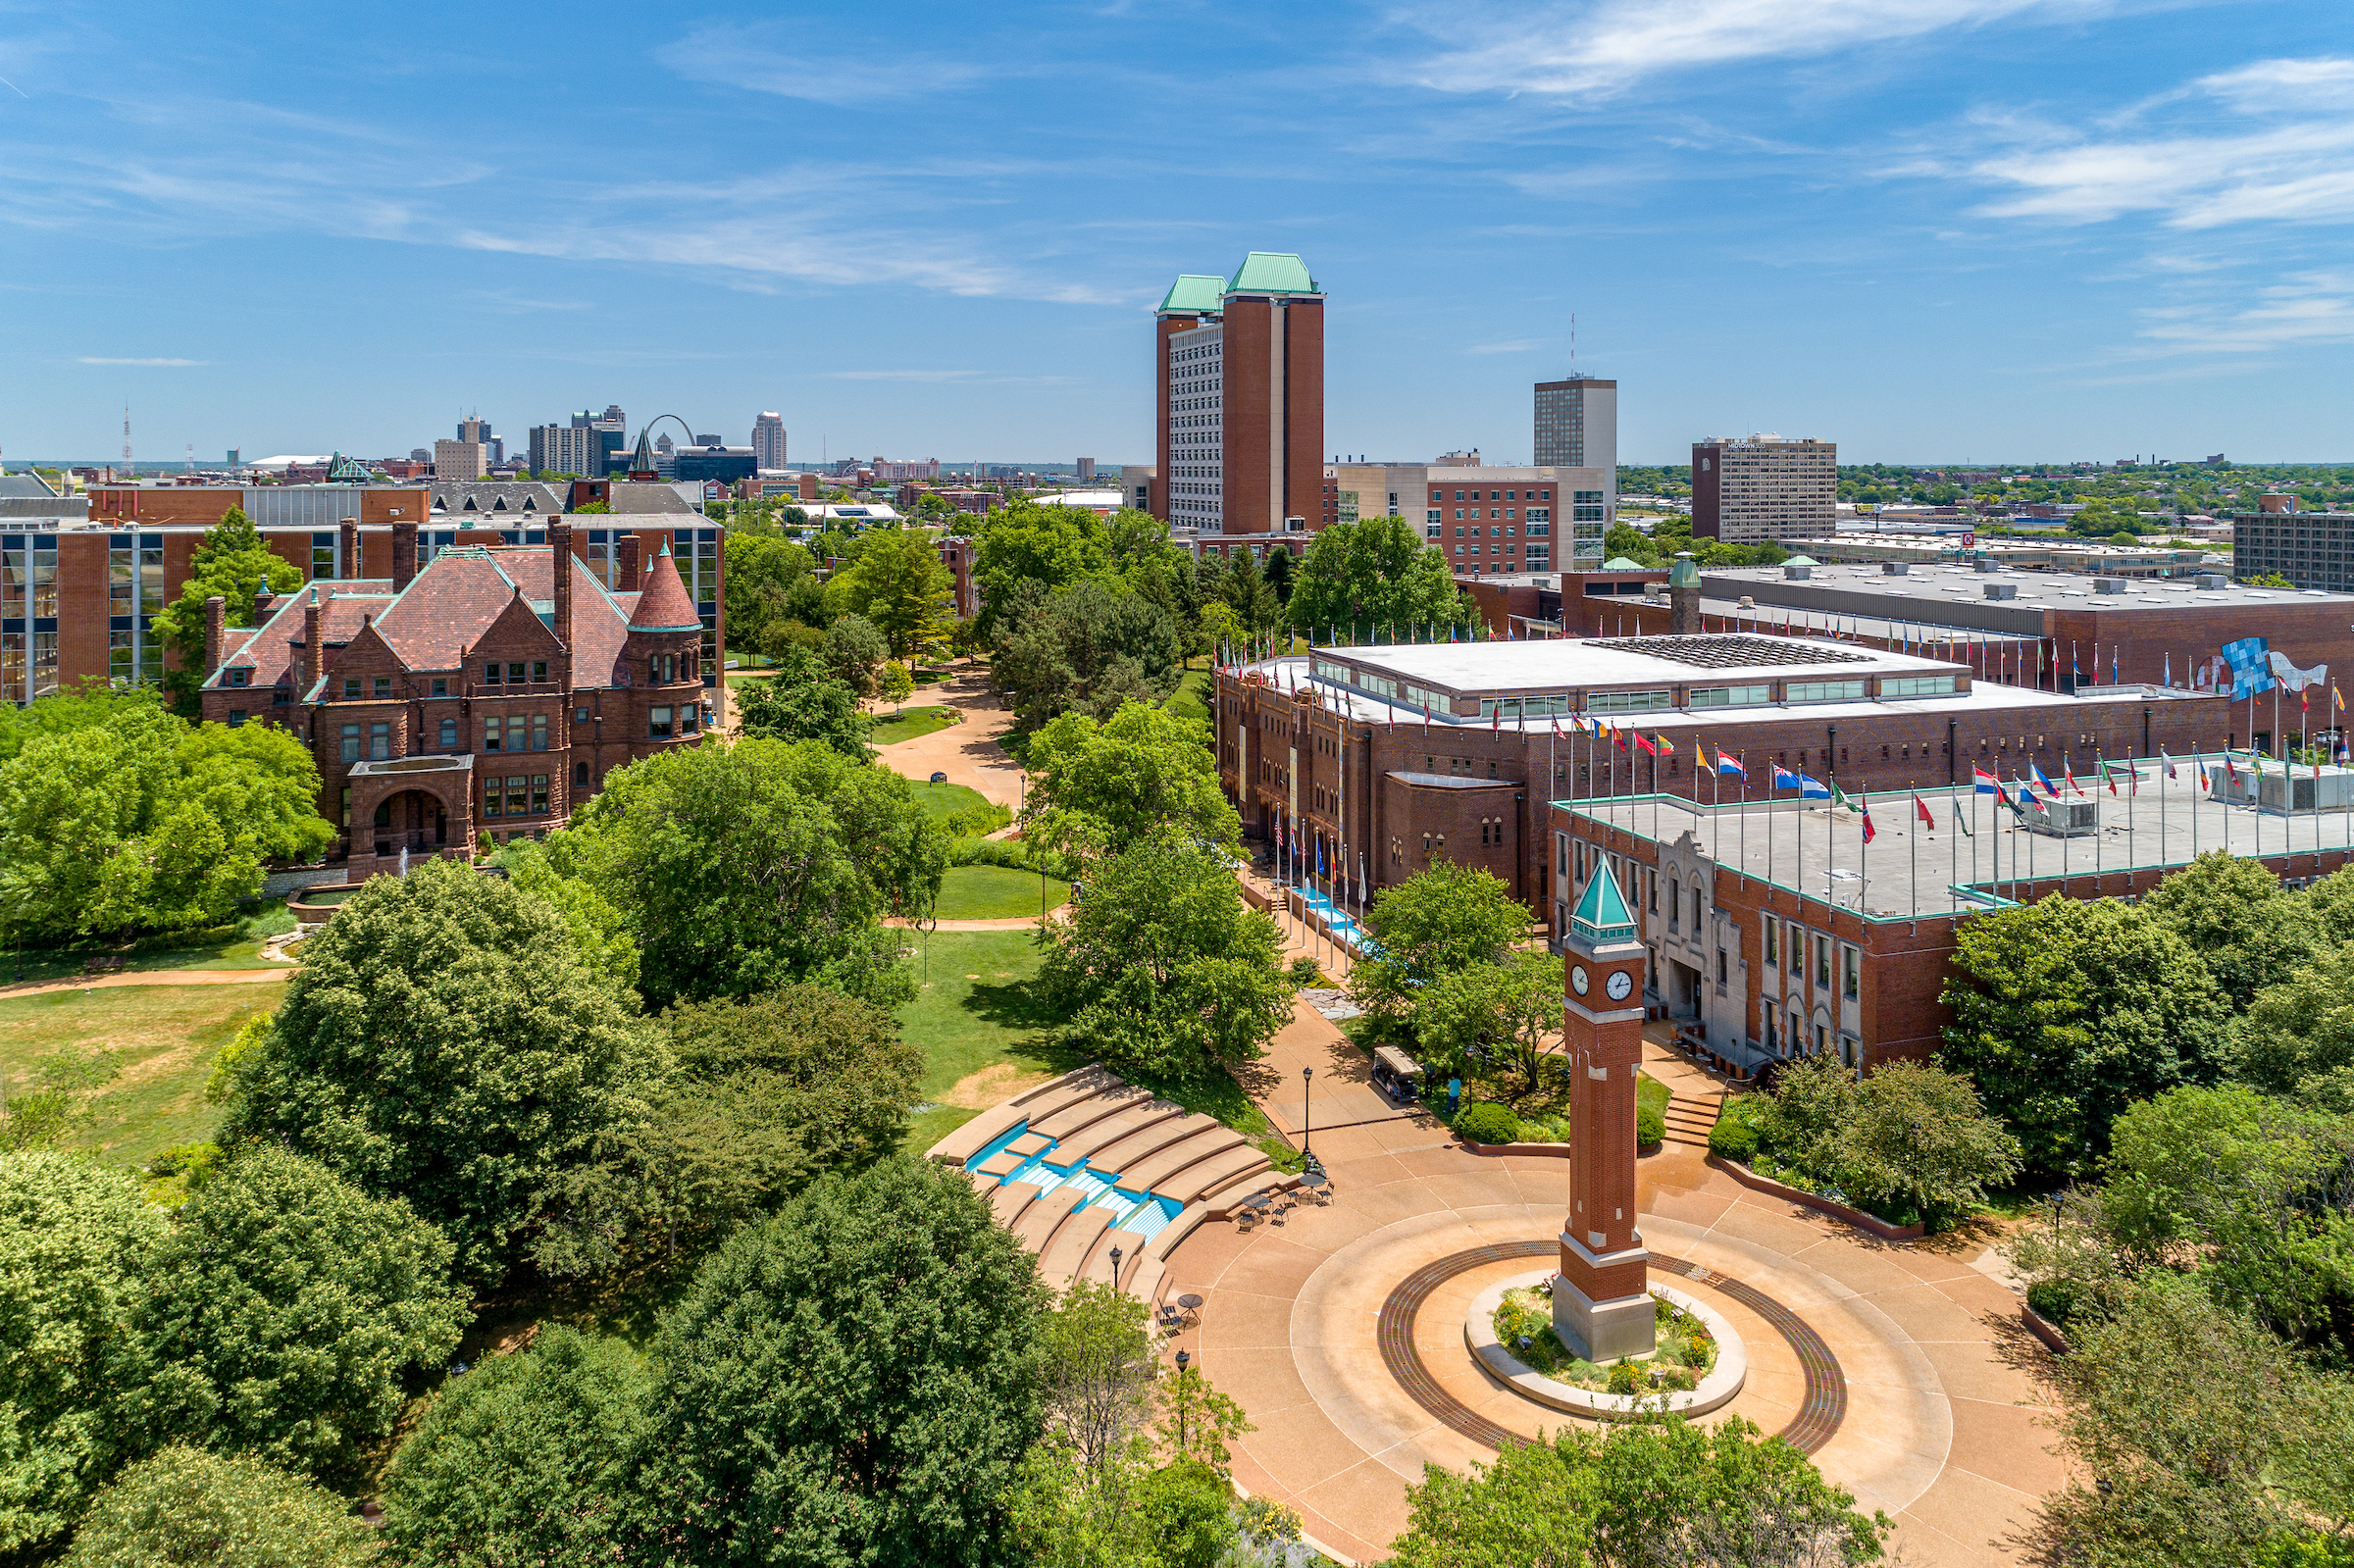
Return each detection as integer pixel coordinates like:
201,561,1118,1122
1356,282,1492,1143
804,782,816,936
1324,633,1961,693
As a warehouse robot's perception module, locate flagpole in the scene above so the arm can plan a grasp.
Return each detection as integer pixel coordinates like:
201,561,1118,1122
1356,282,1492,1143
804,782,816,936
1739,751,1750,889
1909,781,1918,925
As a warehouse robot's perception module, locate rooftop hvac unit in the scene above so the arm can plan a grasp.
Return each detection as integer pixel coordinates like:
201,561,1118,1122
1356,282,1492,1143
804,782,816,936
2198,574,2229,588
1984,582,2018,600
2021,794,2098,836
2257,766,2354,815
1783,564,1813,580
2095,578,2127,594
1881,561,1910,575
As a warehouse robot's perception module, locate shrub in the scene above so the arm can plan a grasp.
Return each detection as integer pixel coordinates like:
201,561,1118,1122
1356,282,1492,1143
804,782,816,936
946,835,1077,881
1456,1102,1521,1145
1637,1097,1665,1149
2025,1280,2081,1330
1709,1096,1766,1161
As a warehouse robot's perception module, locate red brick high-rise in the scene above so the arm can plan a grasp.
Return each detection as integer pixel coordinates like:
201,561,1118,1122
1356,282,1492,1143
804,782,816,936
1153,254,1325,537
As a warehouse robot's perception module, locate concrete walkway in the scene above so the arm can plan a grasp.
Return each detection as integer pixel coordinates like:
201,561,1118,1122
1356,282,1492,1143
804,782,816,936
872,668,1027,811
1185,986,2057,1566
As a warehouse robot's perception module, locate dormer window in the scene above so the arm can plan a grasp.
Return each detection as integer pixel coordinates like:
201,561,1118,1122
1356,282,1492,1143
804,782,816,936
521,496,537,512
432,496,447,512
342,677,360,699
227,668,250,687
462,496,480,511
491,496,509,512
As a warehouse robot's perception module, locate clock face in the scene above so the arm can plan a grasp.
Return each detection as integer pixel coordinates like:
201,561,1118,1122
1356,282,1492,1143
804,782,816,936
1605,969,1635,1001
1570,965,1590,996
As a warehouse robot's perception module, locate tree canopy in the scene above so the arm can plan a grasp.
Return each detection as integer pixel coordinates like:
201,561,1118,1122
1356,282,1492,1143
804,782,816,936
1351,862,1531,1039
733,646,873,761
2138,850,2324,1009
719,532,821,657
116,1146,470,1478
638,1158,1049,1567
553,736,943,1009
63,1445,378,1568
828,528,952,656
993,579,1185,733
1285,517,1472,639
1036,829,1294,1083
1019,701,1238,864
1939,894,2229,1177
0,690,331,942
150,506,303,716
1414,949,1567,1105
219,858,662,1286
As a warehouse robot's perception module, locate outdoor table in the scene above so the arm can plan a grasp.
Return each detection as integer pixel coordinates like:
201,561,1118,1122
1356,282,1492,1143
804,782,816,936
1176,1293,1203,1324
1301,1171,1332,1203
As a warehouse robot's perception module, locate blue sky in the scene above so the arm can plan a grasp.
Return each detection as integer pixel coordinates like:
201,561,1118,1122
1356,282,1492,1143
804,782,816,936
4,1,2351,466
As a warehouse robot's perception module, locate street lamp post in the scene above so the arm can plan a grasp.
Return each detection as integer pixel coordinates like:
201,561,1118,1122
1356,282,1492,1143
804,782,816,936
1174,1349,1191,1454
1302,1067,1313,1163
1108,1245,1123,1293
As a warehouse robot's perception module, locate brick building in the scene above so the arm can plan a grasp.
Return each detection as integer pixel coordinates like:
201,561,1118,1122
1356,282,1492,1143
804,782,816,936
2232,509,2354,591
1215,633,2258,942
1691,435,1835,543
3,499,719,712
1152,254,1324,535
197,522,712,880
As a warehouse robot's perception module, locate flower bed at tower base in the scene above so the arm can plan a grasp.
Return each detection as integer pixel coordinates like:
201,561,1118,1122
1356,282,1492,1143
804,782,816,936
1465,1269,1747,1420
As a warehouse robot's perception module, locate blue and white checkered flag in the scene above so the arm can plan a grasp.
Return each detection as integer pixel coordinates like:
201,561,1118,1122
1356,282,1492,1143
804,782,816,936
2222,636,2276,700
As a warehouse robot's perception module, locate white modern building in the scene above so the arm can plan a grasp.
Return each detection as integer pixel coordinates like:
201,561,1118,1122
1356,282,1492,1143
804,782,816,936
751,412,788,471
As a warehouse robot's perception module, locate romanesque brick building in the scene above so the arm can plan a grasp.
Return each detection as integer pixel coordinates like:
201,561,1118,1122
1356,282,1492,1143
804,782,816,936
198,521,710,879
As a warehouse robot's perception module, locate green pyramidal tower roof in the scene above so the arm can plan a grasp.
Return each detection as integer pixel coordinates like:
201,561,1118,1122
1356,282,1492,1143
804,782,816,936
1569,858,1638,945
1158,274,1228,315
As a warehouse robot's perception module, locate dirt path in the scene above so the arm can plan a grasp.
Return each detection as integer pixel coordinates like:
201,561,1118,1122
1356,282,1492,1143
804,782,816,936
0,968,293,1001
873,668,1026,811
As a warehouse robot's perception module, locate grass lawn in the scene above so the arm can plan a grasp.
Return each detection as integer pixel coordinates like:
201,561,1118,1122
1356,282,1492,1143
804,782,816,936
906,779,996,820
1163,668,1213,725
933,865,1069,921
867,704,962,746
6,908,298,987
893,928,1303,1172
0,981,287,1171
723,670,775,689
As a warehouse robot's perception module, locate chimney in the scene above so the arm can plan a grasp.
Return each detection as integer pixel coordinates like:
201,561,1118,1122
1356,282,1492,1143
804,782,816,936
549,522,575,673
618,532,642,591
203,594,226,676
338,518,359,580
302,589,324,691
392,521,419,592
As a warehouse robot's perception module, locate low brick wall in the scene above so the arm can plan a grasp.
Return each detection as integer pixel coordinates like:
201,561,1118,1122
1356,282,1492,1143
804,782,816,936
1708,1155,1926,1241
2021,1303,2070,1356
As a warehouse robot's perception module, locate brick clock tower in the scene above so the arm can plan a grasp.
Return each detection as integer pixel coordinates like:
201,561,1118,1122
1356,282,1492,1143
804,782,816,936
1556,860,1656,1362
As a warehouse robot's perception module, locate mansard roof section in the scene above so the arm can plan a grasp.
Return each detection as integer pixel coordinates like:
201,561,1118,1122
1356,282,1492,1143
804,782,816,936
1157,274,1228,316
1224,252,1319,298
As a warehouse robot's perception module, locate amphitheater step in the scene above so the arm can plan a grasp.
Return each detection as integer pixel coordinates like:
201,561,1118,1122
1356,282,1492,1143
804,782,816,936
1109,1122,1237,1192
1161,1144,1272,1207
1036,1203,1119,1285
1072,1226,1154,1291
991,1180,1044,1230
1052,1101,1184,1167
1086,1111,1223,1177
1014,1187,1089,1250
1034,1083,1157,1140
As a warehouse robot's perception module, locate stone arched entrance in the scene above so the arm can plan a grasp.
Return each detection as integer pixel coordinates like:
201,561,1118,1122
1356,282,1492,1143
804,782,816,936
343,755,476,881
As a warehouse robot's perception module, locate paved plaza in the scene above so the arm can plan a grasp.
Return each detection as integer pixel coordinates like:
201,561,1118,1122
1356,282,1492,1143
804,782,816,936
1167,993,2066,1566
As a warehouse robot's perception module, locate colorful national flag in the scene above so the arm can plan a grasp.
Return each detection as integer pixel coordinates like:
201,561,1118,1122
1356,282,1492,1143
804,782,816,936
1972,766,1999,793
1860,804,1876,844
1915,794,1936,830
1772,763,1799,791
2032,764,2059,797
1832,780,1863,814
1716,751,1747,779
1653,733,1675,756
1797,772,1831,800
1630,731,1657,756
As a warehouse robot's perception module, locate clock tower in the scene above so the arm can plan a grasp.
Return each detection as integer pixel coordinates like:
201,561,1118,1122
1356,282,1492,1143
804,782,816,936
1556,857,1655,1362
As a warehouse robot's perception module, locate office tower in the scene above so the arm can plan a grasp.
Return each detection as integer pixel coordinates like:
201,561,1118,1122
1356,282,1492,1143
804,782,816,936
529,424,597,477
432,439,487,481
1153,252,1325,534
1690,434,1836,543
1076,457,1096,480
1535,377,1616,533
574,405,629,476
751,412,788,471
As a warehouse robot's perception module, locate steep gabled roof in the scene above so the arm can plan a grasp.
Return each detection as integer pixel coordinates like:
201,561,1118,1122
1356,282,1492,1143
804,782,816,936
210,587,393,689
628,542,700,633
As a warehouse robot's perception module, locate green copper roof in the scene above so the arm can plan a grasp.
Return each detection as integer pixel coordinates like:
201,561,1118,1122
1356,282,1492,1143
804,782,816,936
1668,551,1700,586
1569,860,1638,945
1600,556,1648,572
1225,252,1320,297
1159,275,1227,315
1781,554,1819,567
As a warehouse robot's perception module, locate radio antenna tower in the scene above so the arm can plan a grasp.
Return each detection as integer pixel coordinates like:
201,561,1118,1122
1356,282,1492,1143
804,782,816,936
185,442,195,473
1569,313,1576,375
122,406,132,471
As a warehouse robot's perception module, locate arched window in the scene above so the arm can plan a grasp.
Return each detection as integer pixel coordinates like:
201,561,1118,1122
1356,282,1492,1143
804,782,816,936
574,761,590,786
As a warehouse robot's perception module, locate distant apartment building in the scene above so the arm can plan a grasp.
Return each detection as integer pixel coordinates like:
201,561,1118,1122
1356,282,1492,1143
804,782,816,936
573,406,628,477
456,416,501,469
2232,508,2354,591
1534,377,1617,518
1327,461,1609,574
1691,435,1835,543
1153,253,1325,535
433,439,488,481
751,413,788,471
872,458,942,482
528,424,597,478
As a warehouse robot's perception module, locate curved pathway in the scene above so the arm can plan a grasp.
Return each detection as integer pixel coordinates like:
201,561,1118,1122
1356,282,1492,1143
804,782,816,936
872,667,1026,811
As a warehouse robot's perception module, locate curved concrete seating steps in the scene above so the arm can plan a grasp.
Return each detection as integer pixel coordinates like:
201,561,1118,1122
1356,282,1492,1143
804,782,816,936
1037,1204,1121,1284
1135,1170,1305,1276
1033,1083,1159,1140
1071,1224,1153,1290
976,1136,1049,1180
1049,1101,1187,1166
1103,1125,1246,1194
990,1180,1044,1230
1013,1187,1089,1248
1157,1144,1274,1207
927,1068,1118,1164
1083,1111,1227,1176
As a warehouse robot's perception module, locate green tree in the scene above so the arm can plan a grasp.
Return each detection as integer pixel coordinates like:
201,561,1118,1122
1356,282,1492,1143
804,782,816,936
969,502,1110,637
500,837,640,991
1036,829,1294,1083
1217,549,1282,637
0,1152,165,1556
64,1446,378,1568
661,985,921,1176
380,1327,650,1566
1826,1059,2021,1229
829,527,952,656
1259,543,1294,604
994,580,1185,733
1415,950,1565,1104
219,858,661,1286
1285,517,1472,639
1039,1278,1159,1482
880,659,915,715
638,1158,1049,1567
151,506,303,716
117,1147,469,1478
1019,701,1238,864
822,612,890,698
1390,1415,1888,1568
553,737,944,1009
1351,862,1530,1039
2139,850,2324,1009
734,646,872,761
1939,894,2230,1176
719,532,816,656
2231,941,2354,1111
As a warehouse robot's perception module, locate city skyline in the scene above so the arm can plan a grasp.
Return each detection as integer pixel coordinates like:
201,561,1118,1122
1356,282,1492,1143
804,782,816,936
3,2,2350,465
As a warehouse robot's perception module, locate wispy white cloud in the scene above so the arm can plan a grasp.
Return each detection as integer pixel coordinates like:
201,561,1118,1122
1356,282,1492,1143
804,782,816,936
1396,0,2127,99
2137,271,2354,353
1465,338,1543,354
1953,57,2354,228
828,370,986,382
656,24,994,106
77,355,203,365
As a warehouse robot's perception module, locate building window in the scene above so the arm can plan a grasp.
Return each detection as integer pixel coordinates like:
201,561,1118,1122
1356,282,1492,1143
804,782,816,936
575,707,590,722
507,662,527,684
532,714,548,751
484,717,503,752
339,724,361,763
1666,877,1679,930
507,776,530,817
1763,919,1777,964
1815,937,1831,989
439,718,458,748
369,722,390,761
485,662,502,684
373,676,391,699
575,761,591,786
432,678,447,697
649,705,673,738
342,677,360,699
1717,947,1727,985
532,776,549,815
1787,925,1802,974
228,709,247,727
1843,945,1860,1000
681,706,699,734
532,660,548,683
483,781,502,818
